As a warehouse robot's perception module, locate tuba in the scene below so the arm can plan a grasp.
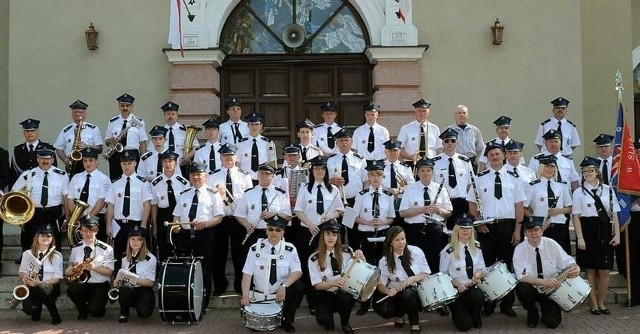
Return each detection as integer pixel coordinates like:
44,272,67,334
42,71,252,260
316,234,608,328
182,125,202,156
66,200,89,245
0,191,35,226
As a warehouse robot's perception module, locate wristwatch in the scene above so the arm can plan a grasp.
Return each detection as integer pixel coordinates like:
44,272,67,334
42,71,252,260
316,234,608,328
280,283,288,288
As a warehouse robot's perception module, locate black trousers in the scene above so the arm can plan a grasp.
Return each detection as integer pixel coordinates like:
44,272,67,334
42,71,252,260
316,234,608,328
114,220,142,272
118,286,155,318
24,206,63,252
314,290,355,327
293,226,319,309
447,198,470,230
22,284,60,320
476,219,516,310
373,288,421,325
515,283,561,329
67,281,110,317
156,207,175,263
281,280,304,325
212,216,252,293
448,287,484,331
405,223,447,272
543,223,569,254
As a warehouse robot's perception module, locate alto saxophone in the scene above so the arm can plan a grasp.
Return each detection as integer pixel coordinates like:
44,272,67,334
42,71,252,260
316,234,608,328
103,118,140,159
65,255,95,284
10,246,56,308
66,119,84,174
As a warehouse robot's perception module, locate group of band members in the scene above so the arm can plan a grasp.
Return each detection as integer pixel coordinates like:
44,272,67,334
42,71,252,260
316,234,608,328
0,93,635,330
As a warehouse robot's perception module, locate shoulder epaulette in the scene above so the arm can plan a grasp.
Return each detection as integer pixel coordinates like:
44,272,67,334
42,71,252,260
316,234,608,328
558,180,567,184
52,168,66,176
446,246,454,254
533,153,544,160
474,241,481,248
133,115,144,123
310,253,319,262
63,124,73,133
251,241,266,252
179,125,186,131
145,255,151,261
285,245,294,252
458,155,470,162
359,188,370,195
206,187,215,193
176,175,189,185
180,188,191,195
113,175,123,182
195,144,206,151
382,189,393,197
529,179,541,186
151,176,163,186
541,119,551,126
353,153,364,159
328,154,337,158
109,116,119,123
238,137,248,143
275,187,286,194
567,120,576,127
507,170,519,178
85,123,96,129
238,168,250,175
140,151,153,161
246,185,257,192
210,169,221,174
314,124,323,128
432,156,442,161
136,175,147,182
477,170,491,177
72,241,84,248
341,245,353,254
400,162,410,168
96,241,108,250
261,136,272,142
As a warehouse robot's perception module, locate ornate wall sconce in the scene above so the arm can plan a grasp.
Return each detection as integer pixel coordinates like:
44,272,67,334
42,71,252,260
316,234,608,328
85,23,99,50
491,18,504,45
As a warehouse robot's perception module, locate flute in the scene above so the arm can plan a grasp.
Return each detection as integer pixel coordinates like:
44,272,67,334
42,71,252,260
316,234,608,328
242,195,279,245
308,191,341,246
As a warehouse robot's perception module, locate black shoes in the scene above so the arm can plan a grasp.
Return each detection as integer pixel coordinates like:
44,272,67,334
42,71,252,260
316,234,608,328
52,317,62,325
590,308,601,315
342,325,355,334
436,307,449,316
501,308,517,318
481,306,494,317
281,323,296,333
324,323,335,331
600,308,611,315
118,315,128,323
526,310,539,328
355,307,368,316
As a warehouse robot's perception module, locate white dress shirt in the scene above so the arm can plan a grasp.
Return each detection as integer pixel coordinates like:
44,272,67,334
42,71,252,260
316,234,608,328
193,141,222,172
207,166,253,216
308,247,354,286
19,249,64,281
571,183,621,217
235,185,291,229
326,151,367,198
399,180,452,224
12,167,69,208
432,153,474,199
397,120,442,158
294,182,345,228
439,241,486,285
164,122,199,154
172,184,225,222
313,122,343,155
237,135,275,178
242,239,302,294
524,177,572,224
68,169,111,214
353,186,396,232
351,123,390,160
121,252,157,287
105,114,147,150
528,153,580,186
513,237,575,280
535,118,581,156
69,240,115,283
219,120,250,145
150,173,190,208
54,122,103,156
465,166,526,219
378,245,431,289
106,173,153,221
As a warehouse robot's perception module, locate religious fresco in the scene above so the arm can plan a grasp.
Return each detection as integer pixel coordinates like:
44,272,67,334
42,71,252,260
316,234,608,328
220,0,366,54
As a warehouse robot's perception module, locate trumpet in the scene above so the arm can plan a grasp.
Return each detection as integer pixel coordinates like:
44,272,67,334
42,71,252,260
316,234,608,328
66,200,89,245
242,195,279,245
10,246,56,307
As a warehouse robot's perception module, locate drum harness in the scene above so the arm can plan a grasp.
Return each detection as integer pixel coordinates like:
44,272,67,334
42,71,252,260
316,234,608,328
250,238,285,304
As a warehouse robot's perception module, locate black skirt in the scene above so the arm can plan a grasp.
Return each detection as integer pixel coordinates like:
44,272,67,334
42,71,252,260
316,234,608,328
576,216,614,270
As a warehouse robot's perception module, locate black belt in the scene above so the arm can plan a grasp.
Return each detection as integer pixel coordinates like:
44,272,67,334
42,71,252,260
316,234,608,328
115,219,142,224
35,205,62,213
493,218,515,224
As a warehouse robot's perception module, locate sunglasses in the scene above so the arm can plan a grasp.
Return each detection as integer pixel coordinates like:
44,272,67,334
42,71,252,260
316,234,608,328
267,227,284,232
443,139,457,143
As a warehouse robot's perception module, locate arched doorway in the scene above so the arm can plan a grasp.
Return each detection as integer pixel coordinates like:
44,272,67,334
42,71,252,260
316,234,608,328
218,0,373,150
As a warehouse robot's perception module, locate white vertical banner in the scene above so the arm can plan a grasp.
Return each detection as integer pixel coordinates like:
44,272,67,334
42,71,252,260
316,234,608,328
168,0,181,49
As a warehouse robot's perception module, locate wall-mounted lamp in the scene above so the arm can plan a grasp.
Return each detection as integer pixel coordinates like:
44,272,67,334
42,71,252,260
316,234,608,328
490,18,504,45
85,22,99,50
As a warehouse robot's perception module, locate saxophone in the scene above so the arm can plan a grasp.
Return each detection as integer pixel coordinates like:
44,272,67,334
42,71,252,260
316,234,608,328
103,118,140,159
65,255,95,284
66,119,84,174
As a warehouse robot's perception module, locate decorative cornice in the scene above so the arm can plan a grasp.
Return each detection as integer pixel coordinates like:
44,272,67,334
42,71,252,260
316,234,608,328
163,48,227,67
365,45,429,64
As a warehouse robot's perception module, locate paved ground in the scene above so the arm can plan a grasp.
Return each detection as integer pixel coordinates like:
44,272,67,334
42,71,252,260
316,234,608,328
1,304,640,333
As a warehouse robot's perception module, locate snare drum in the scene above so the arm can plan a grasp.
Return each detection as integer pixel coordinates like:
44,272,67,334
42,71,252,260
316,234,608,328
477,262,517,302
158,257,205,324
341,258,381,302
548,276,592,312
418,272,458,311
241,303,282,331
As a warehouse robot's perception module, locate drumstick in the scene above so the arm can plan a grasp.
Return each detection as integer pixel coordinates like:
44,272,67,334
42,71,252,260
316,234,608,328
376,295,390,304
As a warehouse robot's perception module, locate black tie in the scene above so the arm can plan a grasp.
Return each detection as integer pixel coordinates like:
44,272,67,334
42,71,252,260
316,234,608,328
419,124,426,157
512,167,519,178
390,164,398,188
327,126,335,149
79,173,91,203
226,169,234,196
234,123,242,143
261,188,268,211
188,189,199,221
129,254,138,274
547,180,555,208
83,246,92,280
302,147,308,161
398,255,416,277
557,121,563,151
555,163,563,182
372,191,380,218
269,247,277,285
316,184,324,215
121,120,128,147
40,171,49,207
166,179,177,208
168,127,175,152
464,246,473,279
123,177,131,217
423,186,431,206
342,155,350,185
38,252,45,281
209,145,216,172
536,247,544,279
448,157,457,188
156,153,163,176
367,127,375,153
602,160,609,185
251,138,259,172
330,252,340,276
29,144,34,153
494,172,502,199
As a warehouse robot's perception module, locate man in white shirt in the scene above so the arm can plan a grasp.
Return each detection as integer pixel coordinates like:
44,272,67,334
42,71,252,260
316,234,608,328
237,113,276,183
352,102,390,161
54,100,103,177
161,101,198,173
504,140,536,184
534,97,581,158
313,102,343,155
193,118,222,173
593,134,614,185
104,93,147,180
397,98,442,165
219,97,249,145
446,105,485,172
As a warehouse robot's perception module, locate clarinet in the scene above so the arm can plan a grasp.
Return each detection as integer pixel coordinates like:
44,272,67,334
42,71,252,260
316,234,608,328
242,195,279,245
421,177,445,233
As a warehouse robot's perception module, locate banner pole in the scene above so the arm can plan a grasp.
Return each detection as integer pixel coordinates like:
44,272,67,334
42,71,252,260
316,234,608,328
626,226,632,308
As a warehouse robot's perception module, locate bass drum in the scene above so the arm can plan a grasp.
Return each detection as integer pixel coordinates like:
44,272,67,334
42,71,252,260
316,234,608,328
158,257,205,324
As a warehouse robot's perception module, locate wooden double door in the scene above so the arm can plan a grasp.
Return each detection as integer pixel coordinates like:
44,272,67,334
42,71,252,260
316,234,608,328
220,54,373,155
